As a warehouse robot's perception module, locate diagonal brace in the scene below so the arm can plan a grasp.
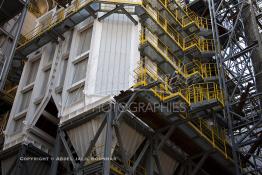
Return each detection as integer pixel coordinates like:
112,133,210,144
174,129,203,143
98,5,123,22
60,130,77,169
191,152,209,175
79,117,107,167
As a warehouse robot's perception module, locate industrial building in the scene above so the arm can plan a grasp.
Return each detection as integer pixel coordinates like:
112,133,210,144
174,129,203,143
0,0,261,174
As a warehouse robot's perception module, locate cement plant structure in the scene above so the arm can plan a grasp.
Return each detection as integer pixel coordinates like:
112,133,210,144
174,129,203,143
0,0,261,175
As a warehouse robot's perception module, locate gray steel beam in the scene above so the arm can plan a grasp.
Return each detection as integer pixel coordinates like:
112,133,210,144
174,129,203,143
153,151,164,175
237,116,262,144
79,117,107,167
145,144,154,175
98,5,123,22
0,0,29,90
85,6,97,18
103,105,113,175
121,7,138,25
114,92,138,123
191,153,209,175
208,0,241,174
157,125,176,151
132,140,150,173
223,41,258,62
158,114,205,132
243,0,262,104
50,133,62,175
60,130,77,169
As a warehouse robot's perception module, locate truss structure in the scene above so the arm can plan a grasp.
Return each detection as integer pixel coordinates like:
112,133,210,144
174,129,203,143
209,0,262,174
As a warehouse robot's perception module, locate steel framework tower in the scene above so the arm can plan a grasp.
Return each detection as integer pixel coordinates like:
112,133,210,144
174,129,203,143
209,0,262,174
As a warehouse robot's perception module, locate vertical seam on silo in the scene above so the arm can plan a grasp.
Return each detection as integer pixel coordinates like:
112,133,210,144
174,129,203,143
111,13,117,94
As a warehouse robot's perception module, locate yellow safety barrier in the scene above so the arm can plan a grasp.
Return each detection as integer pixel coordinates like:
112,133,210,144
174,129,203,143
182,60,202,77
175,0,211,29
146,0,210,29
187,82,224,106
20,7,66,46
133,64,230,160
133,64,223,105
19,0,213,53
187,114,231,159
140,28,217,81
19,0,141,47
141,3,214,52
202,63,218,78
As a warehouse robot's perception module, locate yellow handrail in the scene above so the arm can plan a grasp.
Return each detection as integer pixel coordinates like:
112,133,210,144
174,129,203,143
140,28,217,81
175,0,211,29
141,3,214,52
19,0,214,53
149,0,210,29
133,65,230,159
19,0,142,47
133,64,224,105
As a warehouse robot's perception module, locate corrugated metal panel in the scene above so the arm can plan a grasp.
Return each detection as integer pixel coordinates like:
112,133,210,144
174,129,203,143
67,115,101,158
25,156,50,175
1,153,50,175
1,154,16,175
95,13,139,95
158,151,178,175
91,115,106,157
67,114,117,158
119,122,145,159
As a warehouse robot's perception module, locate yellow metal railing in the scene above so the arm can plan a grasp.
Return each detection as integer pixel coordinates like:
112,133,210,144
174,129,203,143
140,28,182,70
187,83,224,106
202,63,218,78
140,28,217,81
19,0,213,53
133,65,230,159
133,64,223,105
141,3,214,52
182,59,202,77
147,0,210,29
20,7,66,46
188,115,231,159
175,0,211,29
19,0,142,47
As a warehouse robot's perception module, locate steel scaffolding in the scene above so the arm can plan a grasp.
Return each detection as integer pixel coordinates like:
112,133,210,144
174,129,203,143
209,0,262,174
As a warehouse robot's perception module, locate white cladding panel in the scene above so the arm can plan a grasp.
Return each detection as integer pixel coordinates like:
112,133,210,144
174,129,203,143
4,12,140,151
94,13,140,96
